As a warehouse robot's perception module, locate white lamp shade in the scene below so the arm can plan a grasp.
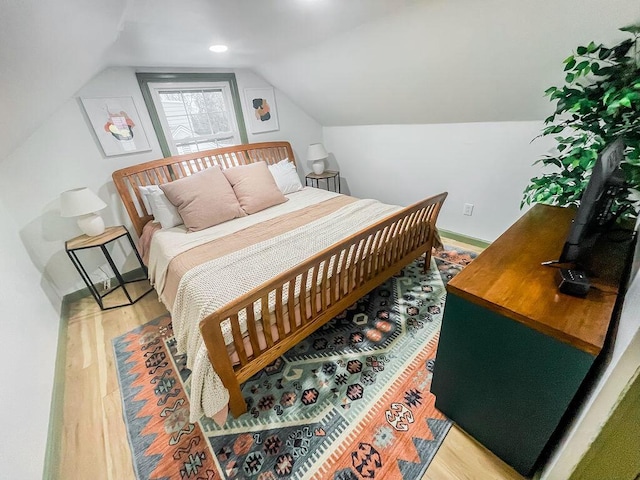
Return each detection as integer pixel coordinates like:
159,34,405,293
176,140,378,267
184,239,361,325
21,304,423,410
308,143,328,175
307,143,328,162
61,188,107,236
60,188,107,217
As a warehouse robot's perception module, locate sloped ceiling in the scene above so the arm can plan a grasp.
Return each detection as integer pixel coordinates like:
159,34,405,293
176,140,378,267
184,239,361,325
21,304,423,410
1,0,638,159
259,0,640,126
0,0,126,159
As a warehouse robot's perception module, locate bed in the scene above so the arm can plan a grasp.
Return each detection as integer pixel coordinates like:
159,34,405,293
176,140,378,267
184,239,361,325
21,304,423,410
112,141,447,421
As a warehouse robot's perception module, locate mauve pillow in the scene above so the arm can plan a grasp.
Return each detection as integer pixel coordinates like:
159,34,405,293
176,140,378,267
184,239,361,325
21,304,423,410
222,161,287,214
160,166,245,232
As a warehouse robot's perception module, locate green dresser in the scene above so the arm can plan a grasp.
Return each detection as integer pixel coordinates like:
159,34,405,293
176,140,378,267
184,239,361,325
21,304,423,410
432,205,631,476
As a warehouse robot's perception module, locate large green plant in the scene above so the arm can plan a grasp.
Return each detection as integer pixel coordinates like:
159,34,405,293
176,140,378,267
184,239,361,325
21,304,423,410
522,25,640,221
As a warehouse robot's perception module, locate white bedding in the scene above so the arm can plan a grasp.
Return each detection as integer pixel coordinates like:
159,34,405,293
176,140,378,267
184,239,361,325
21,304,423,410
173,198,401,421
147,187,341,297
146,188,402,423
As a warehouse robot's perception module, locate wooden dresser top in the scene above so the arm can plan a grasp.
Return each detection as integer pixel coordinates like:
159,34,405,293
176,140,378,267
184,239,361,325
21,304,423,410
447,204,628,355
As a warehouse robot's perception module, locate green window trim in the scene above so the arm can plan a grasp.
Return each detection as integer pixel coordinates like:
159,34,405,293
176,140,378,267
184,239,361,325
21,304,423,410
136,72,248,157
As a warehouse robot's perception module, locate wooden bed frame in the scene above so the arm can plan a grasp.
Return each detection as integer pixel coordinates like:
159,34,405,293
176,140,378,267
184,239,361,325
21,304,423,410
113,141,447,417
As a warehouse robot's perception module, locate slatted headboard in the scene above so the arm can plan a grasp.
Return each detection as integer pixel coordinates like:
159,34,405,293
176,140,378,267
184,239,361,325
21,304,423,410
112,141,296,236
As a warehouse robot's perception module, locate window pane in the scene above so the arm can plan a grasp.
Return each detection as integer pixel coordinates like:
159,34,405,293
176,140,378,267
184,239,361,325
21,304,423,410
215,136,235,147
204,90,226,112
159,91,182,102
176,144,197,155
181,91,205,115
159,93,187,118
146,77,243,156
208,112,229,134
176,136,235,155
190,113,212,135
166,115,193,140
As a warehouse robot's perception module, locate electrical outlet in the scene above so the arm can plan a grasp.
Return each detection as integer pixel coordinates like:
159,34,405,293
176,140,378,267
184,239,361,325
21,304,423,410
463,203,474,216
93,266,112,291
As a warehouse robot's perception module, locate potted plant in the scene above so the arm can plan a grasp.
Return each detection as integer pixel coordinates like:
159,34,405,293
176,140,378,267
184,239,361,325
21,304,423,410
522,25,640,222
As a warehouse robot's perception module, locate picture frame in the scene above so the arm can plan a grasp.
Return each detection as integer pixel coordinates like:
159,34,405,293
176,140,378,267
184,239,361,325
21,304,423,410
80,96,151,157
244,87,279,134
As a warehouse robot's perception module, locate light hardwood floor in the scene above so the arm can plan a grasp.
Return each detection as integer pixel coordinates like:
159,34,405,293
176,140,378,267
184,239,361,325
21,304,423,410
56,246,522,480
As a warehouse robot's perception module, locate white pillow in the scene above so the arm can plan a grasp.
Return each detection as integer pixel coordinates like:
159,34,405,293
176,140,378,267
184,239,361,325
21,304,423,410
147,189,183,229
138,185,162,215
268,159,303,195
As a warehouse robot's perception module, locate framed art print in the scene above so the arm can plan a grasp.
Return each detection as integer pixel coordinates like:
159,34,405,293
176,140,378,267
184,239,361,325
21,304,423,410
81,96,151,156
244,87,279,134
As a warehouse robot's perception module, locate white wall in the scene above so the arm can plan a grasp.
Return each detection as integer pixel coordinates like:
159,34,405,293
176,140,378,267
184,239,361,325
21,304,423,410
0,68,164,303
324,122,555,242
0,196,59,479
0,66,322,300
234,69,324,162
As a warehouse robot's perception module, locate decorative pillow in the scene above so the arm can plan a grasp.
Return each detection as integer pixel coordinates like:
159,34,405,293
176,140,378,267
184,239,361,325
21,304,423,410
268,159,304,195
223,161,288,214
146,189,183,229
160,166,245,232
138,185,162,215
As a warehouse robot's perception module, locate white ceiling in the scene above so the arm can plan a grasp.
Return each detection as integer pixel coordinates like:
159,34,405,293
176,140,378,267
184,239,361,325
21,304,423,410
1,0,638,159
107,0,415,68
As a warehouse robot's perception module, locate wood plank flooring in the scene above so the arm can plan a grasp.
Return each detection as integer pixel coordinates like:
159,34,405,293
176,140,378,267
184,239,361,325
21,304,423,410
56,250,522,480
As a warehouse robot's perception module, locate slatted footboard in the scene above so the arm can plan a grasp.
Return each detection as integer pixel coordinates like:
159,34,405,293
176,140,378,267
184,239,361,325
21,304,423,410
200,192,447,417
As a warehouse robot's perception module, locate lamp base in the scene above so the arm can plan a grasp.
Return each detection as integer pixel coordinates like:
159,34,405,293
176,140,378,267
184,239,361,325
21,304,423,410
77,213,105,237
312,160,325,175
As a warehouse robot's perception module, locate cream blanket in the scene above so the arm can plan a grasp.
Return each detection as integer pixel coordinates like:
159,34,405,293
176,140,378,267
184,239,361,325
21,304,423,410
172,199,401,422
147,188,341,296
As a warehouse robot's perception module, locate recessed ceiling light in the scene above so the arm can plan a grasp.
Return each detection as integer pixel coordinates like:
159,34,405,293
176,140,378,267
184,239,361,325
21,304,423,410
209,45,228,53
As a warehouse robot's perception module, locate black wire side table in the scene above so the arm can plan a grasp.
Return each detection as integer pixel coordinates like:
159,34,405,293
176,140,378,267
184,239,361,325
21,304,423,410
305,170,341,193
65,225,153,310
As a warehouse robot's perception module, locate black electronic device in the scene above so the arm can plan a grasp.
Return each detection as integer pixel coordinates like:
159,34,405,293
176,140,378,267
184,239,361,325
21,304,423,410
557,138,627,267
555,268,591,297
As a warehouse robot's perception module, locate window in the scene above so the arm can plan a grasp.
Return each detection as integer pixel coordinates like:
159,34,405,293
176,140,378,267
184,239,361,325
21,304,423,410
137,73,248,157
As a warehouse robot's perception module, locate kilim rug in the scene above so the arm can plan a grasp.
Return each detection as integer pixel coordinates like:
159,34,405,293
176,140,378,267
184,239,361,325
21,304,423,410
113,246,476,480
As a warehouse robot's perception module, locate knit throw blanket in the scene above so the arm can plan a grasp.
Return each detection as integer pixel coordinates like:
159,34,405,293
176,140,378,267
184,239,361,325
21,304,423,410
172,199,401,422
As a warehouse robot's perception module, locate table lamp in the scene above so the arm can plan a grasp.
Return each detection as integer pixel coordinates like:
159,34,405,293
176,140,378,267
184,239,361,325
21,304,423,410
307,143,328,175
60,187,107,236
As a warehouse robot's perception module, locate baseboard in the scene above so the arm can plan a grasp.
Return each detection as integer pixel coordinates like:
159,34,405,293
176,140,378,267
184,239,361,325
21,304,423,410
438,229,491,249
43,298,71,480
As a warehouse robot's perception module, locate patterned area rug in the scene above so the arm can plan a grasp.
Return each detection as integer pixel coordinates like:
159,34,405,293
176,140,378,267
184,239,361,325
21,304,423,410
113,246,475,479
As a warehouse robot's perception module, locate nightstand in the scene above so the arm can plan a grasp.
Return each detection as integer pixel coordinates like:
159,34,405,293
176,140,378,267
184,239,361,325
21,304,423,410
65,225,153,310
305,170,341,193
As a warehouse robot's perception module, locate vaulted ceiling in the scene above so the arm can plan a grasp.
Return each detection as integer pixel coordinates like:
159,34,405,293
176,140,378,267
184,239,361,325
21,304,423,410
1,0,638,159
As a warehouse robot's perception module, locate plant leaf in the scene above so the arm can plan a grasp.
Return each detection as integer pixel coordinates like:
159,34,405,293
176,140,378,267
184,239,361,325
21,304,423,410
598,48,611,60
620,24,640,34
528,30,640,221
612,39,633,58
575,60,590,71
